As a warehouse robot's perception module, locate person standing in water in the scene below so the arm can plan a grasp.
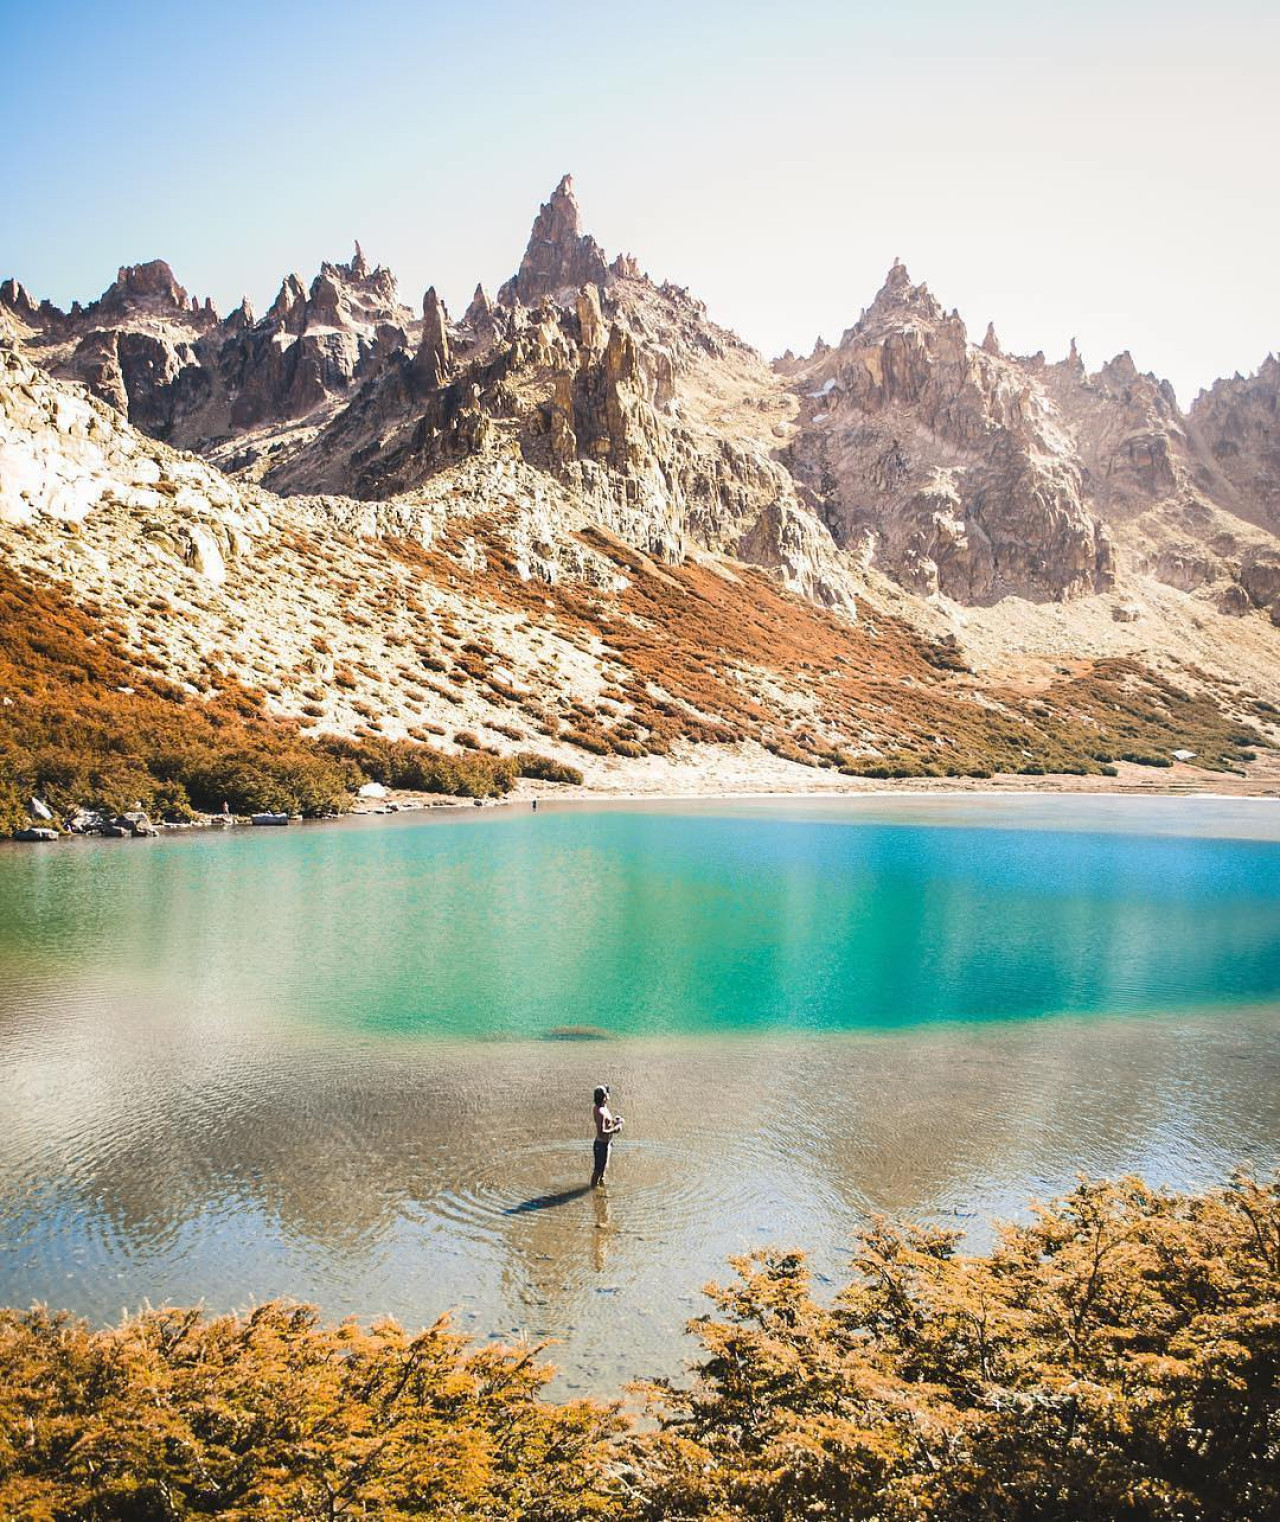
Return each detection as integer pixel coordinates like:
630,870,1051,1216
591,1084,623,1187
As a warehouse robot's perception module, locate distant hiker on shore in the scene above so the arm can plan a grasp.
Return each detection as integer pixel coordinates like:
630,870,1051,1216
591,1084,623,1187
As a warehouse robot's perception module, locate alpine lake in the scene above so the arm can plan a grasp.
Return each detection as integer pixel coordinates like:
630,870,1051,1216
1,794,1277,1394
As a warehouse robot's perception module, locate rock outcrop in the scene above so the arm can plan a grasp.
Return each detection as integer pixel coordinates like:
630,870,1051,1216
782,263,1115,602
413,287,452,390
2,246,413,454
262,180,860,608
0,343,264,588
1191,355,1280,532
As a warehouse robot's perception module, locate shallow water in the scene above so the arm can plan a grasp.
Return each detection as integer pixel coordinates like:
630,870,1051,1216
0,796,1277,1392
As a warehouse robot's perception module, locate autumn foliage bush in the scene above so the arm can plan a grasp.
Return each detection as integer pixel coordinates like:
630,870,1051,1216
324,736,517,799
0,568,360,829
515,752,585,785
0,569,576,830
0,1304,625,1520
629,1172,1280,1522
0,1176,1274,1520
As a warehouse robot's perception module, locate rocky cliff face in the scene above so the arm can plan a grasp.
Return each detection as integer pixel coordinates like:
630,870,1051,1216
1,247,414,456
1191,356,1280,532
778,265,1280,623
217,246,412,438
262,178,858,608
780,263,1116,603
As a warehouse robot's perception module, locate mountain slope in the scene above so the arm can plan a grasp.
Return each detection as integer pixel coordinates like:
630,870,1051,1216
1,338,1274,828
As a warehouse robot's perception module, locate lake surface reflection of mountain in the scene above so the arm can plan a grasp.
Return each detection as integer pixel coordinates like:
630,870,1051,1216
1,797,1277,1391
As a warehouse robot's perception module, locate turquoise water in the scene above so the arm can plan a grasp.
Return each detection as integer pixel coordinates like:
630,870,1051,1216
3,801,1279,1038
0,797,1278,1391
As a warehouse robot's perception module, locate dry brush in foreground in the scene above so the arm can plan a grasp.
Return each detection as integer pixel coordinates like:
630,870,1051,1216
0,1174,1275,1520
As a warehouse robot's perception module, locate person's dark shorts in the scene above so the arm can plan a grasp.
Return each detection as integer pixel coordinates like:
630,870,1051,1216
593,1138,611,1170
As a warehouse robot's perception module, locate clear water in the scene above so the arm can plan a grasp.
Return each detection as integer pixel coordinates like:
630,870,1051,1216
1,796,1277,1392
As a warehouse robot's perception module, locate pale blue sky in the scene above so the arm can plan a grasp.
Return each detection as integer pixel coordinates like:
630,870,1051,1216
3,0,1276,403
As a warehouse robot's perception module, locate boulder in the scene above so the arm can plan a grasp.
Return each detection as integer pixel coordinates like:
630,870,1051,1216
113,811,157,837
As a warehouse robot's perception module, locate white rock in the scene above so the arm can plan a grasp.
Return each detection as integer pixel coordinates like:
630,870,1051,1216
184,525,226,584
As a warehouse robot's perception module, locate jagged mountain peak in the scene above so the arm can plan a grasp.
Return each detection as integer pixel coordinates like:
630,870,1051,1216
4,178,1279,631
857,259,946,334
267,273,308,332
1100,349,1139,384
464,283,493,326
1189,351,1280,532
317,242,397,297
225,296,256,333
0,278,39,322
101,259,196,314
499,173,611,307
89,260,219,324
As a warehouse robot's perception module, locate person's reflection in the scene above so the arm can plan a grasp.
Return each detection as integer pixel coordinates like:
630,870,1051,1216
592,1186,614,1272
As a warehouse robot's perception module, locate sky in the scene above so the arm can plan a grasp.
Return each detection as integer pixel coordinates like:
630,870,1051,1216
2,0,1276,405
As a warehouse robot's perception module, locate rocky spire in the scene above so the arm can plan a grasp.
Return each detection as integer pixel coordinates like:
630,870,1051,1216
414,285,451,388
576,283,605,355
223,296,256,333
499,173,610,307
267,273,308,334
351,240,369,279
982,321,1001,356
464,283,492,326
883,258,911,297
1101,350,1139,387
0,278,37,320
862,259,943,328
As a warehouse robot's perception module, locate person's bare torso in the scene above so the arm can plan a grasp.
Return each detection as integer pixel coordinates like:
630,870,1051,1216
593,1103,613,1139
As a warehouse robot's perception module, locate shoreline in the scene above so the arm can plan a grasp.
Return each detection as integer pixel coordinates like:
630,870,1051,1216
8,751,1280,846
8,776,1280,848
